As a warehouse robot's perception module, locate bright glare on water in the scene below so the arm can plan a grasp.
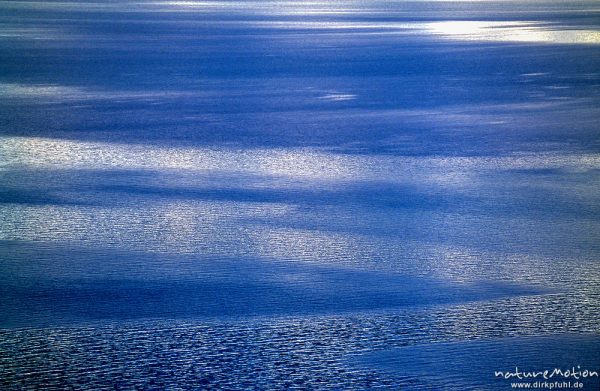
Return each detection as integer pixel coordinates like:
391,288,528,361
1,0,599,389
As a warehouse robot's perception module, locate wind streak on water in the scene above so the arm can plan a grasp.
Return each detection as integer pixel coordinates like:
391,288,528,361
1,0,600,389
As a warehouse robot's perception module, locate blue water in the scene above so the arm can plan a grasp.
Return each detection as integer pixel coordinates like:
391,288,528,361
1,0,600,389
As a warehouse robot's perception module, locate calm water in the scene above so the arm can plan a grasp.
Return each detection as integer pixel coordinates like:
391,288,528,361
1,0,600,389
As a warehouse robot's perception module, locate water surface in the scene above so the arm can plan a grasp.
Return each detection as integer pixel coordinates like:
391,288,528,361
1,0,600,389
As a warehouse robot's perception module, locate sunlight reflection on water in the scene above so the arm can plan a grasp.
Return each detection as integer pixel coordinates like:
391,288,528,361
3,136,600,177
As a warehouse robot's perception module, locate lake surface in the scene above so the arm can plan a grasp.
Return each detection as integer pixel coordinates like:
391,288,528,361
1,0,600,389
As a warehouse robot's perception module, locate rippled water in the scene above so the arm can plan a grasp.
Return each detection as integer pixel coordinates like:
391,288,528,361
1,0,600,389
